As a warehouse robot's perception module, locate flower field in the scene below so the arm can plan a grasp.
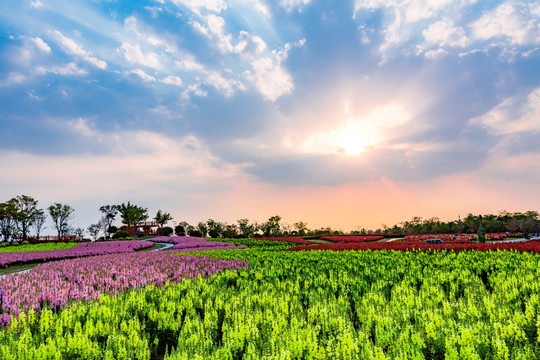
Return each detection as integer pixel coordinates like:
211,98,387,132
0,251,248,326
0,240,153,268
151,236,248,251
1,246,540,358
2,239,540,359
288,239,540,252
320,235,384,243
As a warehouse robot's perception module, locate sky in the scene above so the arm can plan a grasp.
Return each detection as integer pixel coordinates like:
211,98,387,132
1,0,540,234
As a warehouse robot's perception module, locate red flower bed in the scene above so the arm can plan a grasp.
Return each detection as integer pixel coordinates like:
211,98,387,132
404,233,507,242
288,240,540,252
320,235,384,243
259,237,314,245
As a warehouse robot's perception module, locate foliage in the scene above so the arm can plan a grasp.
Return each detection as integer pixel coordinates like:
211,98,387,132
99,205,119,238
113,230,130,239
0,240,152,268
154,210,173,234
87,224,101,242
0,200,17,243
47,203,74,240
3,249,540,358
259,215,282,237
12,195,39,241
117,202,148,235
162,227,174,236
0,243,76,253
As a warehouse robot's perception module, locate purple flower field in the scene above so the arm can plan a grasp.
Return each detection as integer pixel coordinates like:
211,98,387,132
151,236,247,252
0,251,249,325
0,240,153,268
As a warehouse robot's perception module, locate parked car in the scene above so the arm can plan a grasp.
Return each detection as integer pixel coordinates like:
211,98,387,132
425,239,444,244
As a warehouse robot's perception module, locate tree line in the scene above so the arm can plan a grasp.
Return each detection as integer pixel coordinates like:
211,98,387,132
1,195,539,242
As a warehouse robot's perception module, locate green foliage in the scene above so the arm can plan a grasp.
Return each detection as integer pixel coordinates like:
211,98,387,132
4,249,540,359
0,241,77,253
113,230,130,239
162,227,174,236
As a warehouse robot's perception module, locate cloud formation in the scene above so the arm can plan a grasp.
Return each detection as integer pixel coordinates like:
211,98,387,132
0,0,539,230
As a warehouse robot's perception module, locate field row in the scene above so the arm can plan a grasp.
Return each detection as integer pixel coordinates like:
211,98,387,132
1,246,540,359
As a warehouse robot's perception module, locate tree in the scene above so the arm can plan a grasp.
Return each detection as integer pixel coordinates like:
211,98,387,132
197,222,208,238
260,215,281,237
87,223,101,242
293,221,309,236
206,219,224,238
154,210,173,235
33,210,47,241
162,226,174,236
117,202,148,236
237,219,257,238
175,224,186,236
12,195,39,241
48,203,74,239
99,205,119,238
74,227,85,240
0,200,17,243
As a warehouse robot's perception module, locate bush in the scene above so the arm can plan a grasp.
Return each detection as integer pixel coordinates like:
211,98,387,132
162,227,174,236
190,230,202,237
113,230,130,239
21,240,30,245
0,243,8,247
11,242,20,246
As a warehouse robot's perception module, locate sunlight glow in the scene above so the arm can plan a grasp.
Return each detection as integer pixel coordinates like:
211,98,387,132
301,104,411,156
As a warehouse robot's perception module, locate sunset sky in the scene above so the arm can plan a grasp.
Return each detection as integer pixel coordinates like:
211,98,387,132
1,0,539,233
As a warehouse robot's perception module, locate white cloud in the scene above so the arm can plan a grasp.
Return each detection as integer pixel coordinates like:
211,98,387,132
205,71,244,97
36,63,88,76
182,83,208,99
423,19,469,47
191,14,234,53
161,75,183,86
234,31,267,57
469,87,540,135
119,42,162,69
29,37,51,53
171,0,227,15
176,54,206,72
124,16,176,53
245,39,304,101
0,73,27,87
470,3,540,45
424,48,448,58
54,31,107,69
30,1,44,9
280,0,311,12
130,69,157,82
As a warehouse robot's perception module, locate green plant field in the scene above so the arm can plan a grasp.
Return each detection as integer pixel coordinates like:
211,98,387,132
2,243,540,359
0,242,77,253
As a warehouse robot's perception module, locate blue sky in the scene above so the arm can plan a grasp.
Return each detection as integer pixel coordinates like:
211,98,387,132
1,0,539,232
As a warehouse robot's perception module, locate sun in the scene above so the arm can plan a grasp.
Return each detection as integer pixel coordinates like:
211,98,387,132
339,133,367,155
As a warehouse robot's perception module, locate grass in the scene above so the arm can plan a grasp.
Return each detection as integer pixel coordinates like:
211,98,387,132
0,242,77,253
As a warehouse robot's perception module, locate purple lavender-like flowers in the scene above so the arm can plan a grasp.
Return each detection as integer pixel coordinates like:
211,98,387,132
0,240,154,268
0,251,249,325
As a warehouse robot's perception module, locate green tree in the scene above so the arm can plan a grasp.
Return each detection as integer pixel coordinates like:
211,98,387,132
154,210,173,235
12,195,39,241
260,215,282,237
32,210,47,241
237,219,257,238
87,223,101,241
0,200,17,243
117,202,148,236
293,221,309,236
196,222,208,238
48,203,74,239
99,205,119,238
207,219,225,238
